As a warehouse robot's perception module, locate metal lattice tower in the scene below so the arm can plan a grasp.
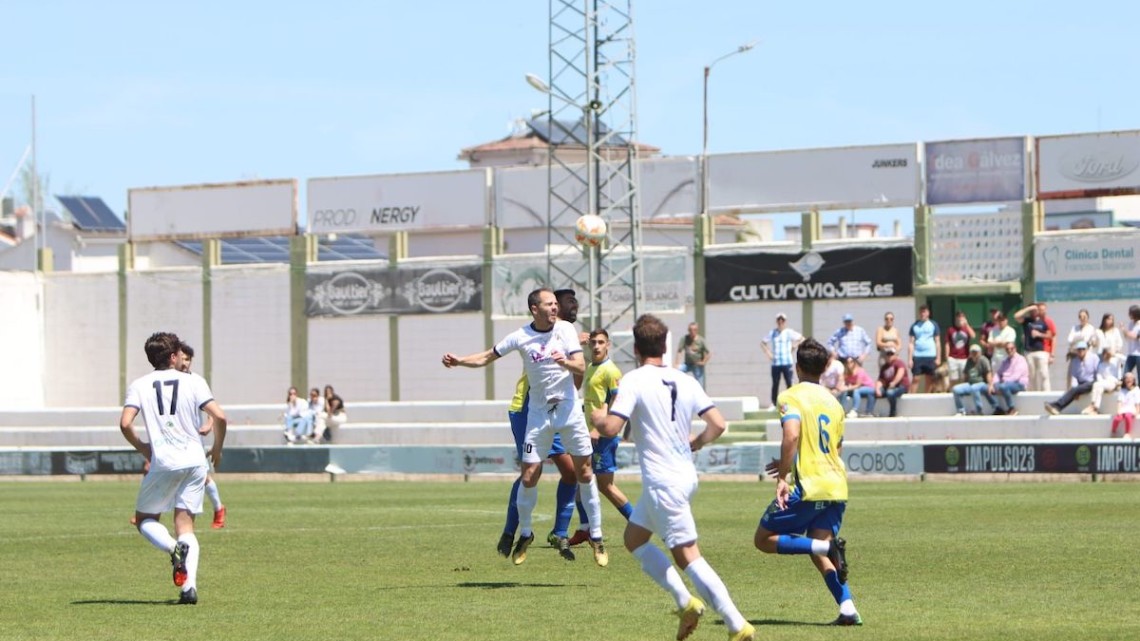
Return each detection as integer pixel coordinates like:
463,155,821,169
543,0,643,333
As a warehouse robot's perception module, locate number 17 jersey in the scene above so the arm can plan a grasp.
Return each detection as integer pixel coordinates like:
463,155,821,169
777,382,847,501
124,369,214,471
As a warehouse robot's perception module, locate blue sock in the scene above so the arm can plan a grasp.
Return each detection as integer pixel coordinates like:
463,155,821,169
504,478,521,535
575,498,589,529
553,481,576,537
775,534,816,555
824,570,852,604
619,502,633,520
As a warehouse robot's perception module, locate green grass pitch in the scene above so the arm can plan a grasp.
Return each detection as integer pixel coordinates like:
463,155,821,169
1,478,1138,641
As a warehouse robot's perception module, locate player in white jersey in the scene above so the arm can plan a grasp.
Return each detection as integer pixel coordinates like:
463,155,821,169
120,332,227,605
443,287,607,566
592,315,755,641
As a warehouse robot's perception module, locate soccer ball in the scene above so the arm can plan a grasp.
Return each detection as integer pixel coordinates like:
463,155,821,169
575,214,607,247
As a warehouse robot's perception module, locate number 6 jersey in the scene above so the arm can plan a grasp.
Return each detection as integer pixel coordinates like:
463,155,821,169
777,382,847,501
124,369,214,471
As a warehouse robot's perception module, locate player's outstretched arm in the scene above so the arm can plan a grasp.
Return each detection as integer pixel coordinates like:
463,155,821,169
202,401,227,467
442,349,499,369
690,407,726,451
119,406,152,461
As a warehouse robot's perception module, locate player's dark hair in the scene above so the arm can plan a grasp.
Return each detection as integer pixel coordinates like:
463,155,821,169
796,338,829,378
145,332,182,369
590,328,609,341
527,287,553,311
180,343,195,359
1129,305,1140,322
632,314,668,358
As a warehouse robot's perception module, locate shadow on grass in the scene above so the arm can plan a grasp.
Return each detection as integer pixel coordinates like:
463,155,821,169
71,599,177,606
456,581,587,590
709,619,832,628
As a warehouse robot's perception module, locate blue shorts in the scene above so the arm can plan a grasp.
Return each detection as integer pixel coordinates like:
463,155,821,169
509,393,565,459
593,436,621,474
759,491,846,539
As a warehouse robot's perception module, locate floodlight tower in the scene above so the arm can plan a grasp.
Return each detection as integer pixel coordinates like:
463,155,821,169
534,0,642,334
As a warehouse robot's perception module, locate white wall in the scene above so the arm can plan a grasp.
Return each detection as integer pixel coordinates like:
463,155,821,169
0,271,44,407
309,315,391,403
125,269,202,384
43,272,119,406
210,265,290,404
399,313,484,400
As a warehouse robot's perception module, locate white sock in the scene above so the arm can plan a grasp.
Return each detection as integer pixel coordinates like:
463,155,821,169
205,479,223,511
138,519,176,553
517,484,538,537
684,557,747,633
631,543,691,609
178,532,200,591
811,539,830,555
839,599,857,616
580,477,603,539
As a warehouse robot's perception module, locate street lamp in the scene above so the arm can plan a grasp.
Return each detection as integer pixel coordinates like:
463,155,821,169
700,39,758,217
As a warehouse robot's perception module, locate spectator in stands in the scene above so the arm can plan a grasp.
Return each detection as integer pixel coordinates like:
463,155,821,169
908,305,941,393
1014,303,1053,391
1125,305,1140,380
1111,372,1139,437
308,388,327,443
945,311,975,386
875,311,902,370
1067,309,1097,360
980,308,1000,359
675,322,711,389
1087,348,1122,415
985,312,1017,372
819,350,845,399
761,313,803,409
838,357,876,419
324,385,347,442
952,344,996,416
875,347,909,417
991,339,1029,415
828,313,872,365
1097,313,1125,370
1038,302,1058,369
1044,341,1097,415
282,386,313,443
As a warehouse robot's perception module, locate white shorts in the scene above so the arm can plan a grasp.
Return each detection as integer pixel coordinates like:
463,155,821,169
630,476,699,549
521,400,592,463
136,466,207,515
947,357,967,381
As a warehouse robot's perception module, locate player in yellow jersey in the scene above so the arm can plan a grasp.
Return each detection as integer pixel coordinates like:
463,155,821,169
753,338,863,626
568,329,633,546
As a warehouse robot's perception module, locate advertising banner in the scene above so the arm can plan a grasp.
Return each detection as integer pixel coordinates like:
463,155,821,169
925,137,1027,205
1037,130,1140,199
491,251,688,317
1034,231,1140,301
128,179,297,241
923,442,1098,474
307,169,490,234
305,264,482,317
705,245,913,303
707,143,920,212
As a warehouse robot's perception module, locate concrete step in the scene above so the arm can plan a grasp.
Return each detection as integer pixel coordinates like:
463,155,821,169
763,414,1119,441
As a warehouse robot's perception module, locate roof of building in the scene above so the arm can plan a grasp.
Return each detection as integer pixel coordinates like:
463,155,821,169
459,117,660,161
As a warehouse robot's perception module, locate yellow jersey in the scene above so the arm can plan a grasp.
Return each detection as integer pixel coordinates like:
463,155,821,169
777,381,847,501
582,358,622,414
509,372,529,413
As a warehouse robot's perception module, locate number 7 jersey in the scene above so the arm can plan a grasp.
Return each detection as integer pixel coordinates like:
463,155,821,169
124,369,214,471
777,382,848,501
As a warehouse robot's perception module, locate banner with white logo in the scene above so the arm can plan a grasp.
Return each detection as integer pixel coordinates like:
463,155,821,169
925,137,1027,205
307,169,490,234
1037,130,1140,199
706,143,920,212
705,244,913,303
305,264,482,317
491,251,689,317
1034,230,1140,301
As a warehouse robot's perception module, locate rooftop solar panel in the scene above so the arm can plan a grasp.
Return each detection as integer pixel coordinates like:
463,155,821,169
526,118,625,147
175,234,385,264
56,195,125,232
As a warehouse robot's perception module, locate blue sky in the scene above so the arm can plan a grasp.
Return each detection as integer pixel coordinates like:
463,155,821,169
1,0,1138,231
